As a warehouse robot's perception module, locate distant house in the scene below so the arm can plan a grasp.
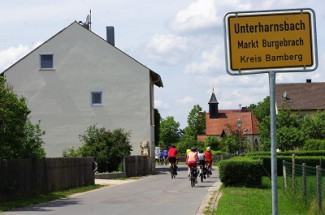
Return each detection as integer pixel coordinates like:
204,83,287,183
2,22,163,165
197,89,260,151
276,79,325,115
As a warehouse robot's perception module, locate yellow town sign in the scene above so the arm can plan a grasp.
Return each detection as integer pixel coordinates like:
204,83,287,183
224,9,317,73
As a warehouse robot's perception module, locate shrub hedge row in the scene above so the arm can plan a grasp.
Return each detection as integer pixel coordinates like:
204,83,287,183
248,155,325,176
246,150,325,157
219,156,263,187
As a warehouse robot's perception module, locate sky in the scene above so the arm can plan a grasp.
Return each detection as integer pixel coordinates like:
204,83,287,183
1,0,325,128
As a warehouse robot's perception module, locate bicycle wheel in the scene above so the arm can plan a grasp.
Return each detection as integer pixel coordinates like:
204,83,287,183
170,166,174,179
191,177,194,187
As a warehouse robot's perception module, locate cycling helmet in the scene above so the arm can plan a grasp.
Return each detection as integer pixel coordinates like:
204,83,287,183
191,147,196,152
206,147,211,151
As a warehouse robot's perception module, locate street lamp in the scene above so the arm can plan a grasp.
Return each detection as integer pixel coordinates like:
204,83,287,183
244,128,248,152
237,118,242,155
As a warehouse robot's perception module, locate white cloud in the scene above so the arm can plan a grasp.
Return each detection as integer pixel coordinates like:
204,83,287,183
0,44,30,72
177,96,194,104
155,99,170,109
185,45,224,75
33,41,44,49
146,34,190,65
169,0,220,33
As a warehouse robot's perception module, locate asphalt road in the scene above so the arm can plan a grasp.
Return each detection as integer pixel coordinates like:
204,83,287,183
3,165,218,215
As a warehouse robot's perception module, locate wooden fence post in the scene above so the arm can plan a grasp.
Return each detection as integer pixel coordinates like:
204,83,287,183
283,160,287,192
292,154,295,194
302,163,306,205
316,165,322,213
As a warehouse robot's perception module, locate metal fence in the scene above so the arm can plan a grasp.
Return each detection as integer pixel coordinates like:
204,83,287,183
283,160,325,213
0,157,94,202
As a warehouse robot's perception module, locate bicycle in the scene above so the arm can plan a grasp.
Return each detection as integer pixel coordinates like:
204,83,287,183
170,162,177,179
199,163,207,182
189,166,198,187
159,157,164,165
205,161,212,178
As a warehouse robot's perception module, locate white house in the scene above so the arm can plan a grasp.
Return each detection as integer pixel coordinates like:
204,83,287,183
2,22,163,163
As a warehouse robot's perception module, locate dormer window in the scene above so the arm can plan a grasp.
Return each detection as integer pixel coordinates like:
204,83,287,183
40,54,54,69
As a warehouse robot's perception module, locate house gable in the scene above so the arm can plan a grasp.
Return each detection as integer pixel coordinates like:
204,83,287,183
3,22,163,157
276,81,325,113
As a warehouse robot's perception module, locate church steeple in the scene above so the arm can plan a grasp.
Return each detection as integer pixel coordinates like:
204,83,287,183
209,88,219,118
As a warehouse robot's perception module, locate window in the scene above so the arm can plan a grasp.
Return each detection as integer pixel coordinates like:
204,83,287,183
40,54,53,69
91,91,103,106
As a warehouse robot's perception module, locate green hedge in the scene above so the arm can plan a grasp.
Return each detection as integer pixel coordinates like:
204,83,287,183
246,150,325,157
219,157,263,187
249,155,325,176
303,139,325,150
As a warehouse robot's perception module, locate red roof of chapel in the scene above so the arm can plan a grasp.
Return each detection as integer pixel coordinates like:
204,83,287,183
197,109,259,142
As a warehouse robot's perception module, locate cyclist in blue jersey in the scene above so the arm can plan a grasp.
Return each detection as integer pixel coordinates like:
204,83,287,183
163,148,168,165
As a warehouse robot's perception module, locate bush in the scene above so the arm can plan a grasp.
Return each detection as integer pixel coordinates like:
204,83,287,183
303,139,325,151
63,125,132,172
246,150,325,157
219,156,263,187
0,76,46,159
248,154,325,176
204,136,221,151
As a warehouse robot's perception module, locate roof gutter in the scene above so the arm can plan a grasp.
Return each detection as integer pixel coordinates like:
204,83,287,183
150,70,163,88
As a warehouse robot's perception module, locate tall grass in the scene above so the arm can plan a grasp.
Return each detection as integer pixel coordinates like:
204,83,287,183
215,177,308,215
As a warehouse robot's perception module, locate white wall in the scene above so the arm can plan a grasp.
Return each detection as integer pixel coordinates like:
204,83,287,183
5,22,154,157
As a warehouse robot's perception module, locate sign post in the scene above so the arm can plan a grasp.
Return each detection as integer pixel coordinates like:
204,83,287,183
224,8,317,215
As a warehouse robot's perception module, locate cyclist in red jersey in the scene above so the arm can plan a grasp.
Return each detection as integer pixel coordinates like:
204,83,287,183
204,147,213,175
168,145,179,168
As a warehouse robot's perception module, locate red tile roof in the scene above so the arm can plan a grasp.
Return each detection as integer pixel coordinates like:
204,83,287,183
197,109,259,142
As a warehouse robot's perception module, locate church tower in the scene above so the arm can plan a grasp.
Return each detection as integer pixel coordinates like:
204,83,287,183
209,88,219,118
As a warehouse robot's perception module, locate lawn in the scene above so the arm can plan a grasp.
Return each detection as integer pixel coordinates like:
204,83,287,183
214,177,310,215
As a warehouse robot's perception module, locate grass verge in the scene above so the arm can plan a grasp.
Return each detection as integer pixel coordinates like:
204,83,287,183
214,177,308,215
0,184,102,213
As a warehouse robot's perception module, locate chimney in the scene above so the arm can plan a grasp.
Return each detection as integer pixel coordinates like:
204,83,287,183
106,26,115,46
306,79,312,83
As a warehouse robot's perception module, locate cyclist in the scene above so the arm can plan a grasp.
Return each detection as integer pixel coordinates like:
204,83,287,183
205,146,213,175
187,147,199,182
186,146,191,176
168,145,179,174
163,148,168,165
197,149,206,179
159,150,164,165
186,146,191,155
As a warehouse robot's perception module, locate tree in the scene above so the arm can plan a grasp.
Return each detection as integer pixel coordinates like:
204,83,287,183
187,104,206,138
222,134,238,153
276,126,305,151
0,76,45,159
258,108,305,151
22,119,46,159
159,116,181,147
301,110,325,139
204,136,221,151
248,96,270,122
64,125,132,172
154,109,161,146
